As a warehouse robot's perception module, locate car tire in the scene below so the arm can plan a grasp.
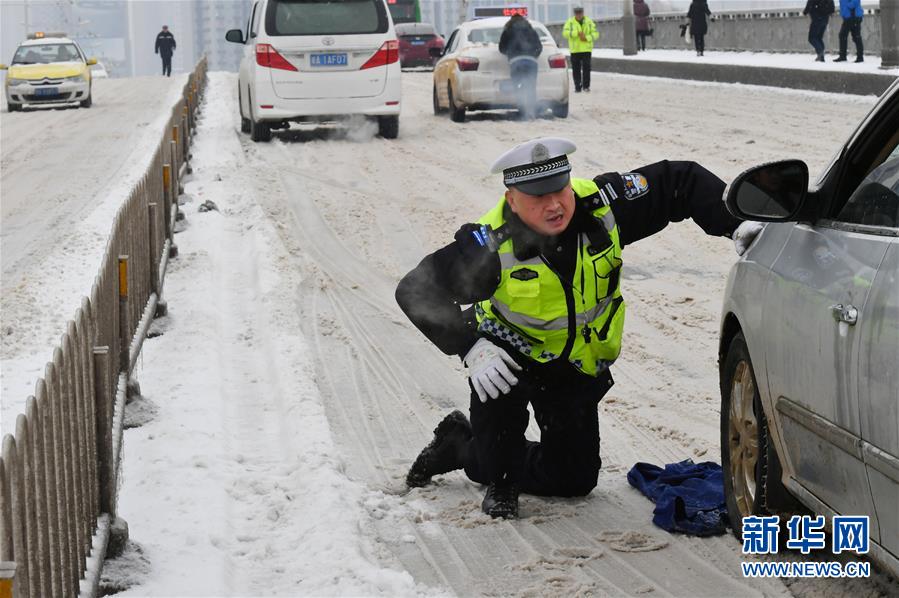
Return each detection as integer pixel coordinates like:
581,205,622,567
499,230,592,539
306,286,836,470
250,117,271,142
433,84,446,115
720,331,798,539
551,102,569,118
378,115,399,139
7,103,21,113
448,84,465,123
80,94,92,108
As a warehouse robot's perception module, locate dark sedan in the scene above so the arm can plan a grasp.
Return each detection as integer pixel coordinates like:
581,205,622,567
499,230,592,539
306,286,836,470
396,22,444,68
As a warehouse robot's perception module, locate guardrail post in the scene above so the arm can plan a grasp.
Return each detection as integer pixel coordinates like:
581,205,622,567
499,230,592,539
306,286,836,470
883,0,899,68
117,257,129,374
93,348,114,519
162,164,172,240
148,203,159,297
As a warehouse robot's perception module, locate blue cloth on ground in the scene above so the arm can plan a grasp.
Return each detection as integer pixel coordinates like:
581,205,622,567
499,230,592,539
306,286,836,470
627,459,728,536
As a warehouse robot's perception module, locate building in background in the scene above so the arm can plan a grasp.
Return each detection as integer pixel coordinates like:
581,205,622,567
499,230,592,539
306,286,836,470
194,0,252,72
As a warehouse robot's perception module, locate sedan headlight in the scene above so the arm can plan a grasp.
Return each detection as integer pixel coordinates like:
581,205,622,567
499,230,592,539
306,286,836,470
6,78,26,86
64,74,87,82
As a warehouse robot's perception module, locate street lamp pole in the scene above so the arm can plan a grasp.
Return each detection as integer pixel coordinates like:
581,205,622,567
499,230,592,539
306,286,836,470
622,0,636,55
881,0,898,68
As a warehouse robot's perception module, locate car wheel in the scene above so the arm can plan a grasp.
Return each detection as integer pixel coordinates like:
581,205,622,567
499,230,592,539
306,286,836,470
448,84,465,123
250,117,271,142
80,90,92,108
378,115,399,139
239,85,250,133
7,103,21,112
551,102,569,118
720,331,798,538
433,84,446,115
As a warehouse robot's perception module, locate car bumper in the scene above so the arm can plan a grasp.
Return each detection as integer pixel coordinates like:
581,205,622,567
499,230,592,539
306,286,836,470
6,80,90,105
456,70,569,108
251,76,401,120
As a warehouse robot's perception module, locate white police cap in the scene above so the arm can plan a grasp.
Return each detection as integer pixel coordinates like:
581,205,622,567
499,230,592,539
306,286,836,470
490,137,577,196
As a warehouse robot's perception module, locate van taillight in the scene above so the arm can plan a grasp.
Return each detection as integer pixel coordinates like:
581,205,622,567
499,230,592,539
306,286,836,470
361,40,399,69
256,43,298,71
548,54,567,69
457,56,479,71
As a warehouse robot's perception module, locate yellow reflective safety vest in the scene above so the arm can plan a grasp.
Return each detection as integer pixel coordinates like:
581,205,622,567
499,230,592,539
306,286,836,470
563,16,598,53
475,178,625,378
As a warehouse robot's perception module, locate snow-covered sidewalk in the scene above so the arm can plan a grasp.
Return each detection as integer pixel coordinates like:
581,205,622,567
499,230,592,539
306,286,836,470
588,47,899,74
106,73,434,597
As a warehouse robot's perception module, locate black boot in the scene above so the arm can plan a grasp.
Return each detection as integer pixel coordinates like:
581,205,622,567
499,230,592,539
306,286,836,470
834,55,847,62
406,411,471,488
855,56,864,63
482,482,519,519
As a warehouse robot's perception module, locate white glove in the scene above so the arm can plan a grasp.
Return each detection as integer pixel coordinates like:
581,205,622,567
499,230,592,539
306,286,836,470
464,338,522,402
733,221,764,256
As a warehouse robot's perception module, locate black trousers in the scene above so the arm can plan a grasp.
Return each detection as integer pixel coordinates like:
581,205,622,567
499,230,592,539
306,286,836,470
838,17,863,59
570,52,592,91
808,15,829,56
694,33,705,54
462,363,613,497
510,59,538,118
161,54,172,77
636,31,649,51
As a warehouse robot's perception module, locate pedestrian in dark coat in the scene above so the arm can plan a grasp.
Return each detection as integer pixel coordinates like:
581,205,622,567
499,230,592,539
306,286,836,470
804,0,835,62
155,25,177,77
499,15,543,120
634,0,651,51
835,0,864,62
687,0,711,56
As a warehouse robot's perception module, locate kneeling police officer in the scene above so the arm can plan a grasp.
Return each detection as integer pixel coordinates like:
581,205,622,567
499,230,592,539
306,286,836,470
396,137,761,518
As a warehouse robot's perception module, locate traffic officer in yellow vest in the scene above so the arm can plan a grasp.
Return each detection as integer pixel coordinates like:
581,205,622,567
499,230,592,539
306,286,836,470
563,7,597,92
397,137,762,519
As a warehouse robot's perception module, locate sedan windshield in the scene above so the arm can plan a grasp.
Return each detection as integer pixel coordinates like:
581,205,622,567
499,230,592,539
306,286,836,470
13,43,81,65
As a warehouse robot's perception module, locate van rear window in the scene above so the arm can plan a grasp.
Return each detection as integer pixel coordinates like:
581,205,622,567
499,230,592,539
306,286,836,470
266,0,388,36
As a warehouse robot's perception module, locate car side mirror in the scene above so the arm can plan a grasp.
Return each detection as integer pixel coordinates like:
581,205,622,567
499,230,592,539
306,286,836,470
87,58,97,66
225,29,245,44
725,160,810,222
429,47,443,58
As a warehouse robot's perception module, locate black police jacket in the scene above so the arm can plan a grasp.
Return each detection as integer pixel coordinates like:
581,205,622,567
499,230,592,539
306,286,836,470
395,160,740,359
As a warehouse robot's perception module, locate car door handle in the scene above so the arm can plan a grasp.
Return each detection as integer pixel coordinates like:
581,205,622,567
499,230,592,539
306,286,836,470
830,304,859,326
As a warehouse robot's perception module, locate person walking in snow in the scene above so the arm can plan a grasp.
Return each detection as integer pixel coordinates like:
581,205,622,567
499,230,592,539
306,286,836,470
397,137,762,519
804,0,835,62
562,6,597,93
155,25,177,77
687,0,711,57
835,0,864,62
634,0,652,52
499,15,543,120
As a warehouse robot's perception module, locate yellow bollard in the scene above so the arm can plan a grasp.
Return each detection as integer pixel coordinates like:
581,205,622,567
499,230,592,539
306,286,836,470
0,562,16,598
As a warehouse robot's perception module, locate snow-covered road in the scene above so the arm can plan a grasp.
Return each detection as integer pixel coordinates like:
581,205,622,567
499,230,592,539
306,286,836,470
0,75,188,434
104,70,899,597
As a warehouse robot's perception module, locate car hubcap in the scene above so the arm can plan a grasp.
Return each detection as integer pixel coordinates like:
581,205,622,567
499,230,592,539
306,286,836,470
729,360,758,517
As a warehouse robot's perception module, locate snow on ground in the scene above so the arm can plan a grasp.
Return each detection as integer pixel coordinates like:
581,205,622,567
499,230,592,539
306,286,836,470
106,69,896,596
0,75,187,435
110,72,436,597
588,47,899,75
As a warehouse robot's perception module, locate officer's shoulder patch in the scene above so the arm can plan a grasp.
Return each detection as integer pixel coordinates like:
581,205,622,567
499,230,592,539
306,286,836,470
621,172,650,200
510,268,539,281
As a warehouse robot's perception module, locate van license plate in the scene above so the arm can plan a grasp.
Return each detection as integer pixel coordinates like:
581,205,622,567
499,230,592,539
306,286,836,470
35,87,60,97
311,53,347,67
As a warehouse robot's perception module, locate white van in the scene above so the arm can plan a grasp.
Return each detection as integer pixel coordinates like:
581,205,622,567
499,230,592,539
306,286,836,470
226,0,402,142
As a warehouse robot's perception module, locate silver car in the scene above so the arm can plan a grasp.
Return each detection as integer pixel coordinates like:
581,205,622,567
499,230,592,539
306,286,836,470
720,78,898,578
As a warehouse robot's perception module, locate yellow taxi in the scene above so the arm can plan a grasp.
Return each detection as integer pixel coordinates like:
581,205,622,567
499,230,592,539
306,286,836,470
1,33,97,112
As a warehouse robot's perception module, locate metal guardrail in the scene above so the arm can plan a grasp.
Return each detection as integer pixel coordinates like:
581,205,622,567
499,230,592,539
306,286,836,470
0,57,208,598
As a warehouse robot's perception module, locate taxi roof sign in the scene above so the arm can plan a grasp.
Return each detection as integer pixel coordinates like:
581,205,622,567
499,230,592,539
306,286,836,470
27,32,67,40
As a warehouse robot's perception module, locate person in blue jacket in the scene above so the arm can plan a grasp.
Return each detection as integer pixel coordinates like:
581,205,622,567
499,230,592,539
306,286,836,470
835,0,863,62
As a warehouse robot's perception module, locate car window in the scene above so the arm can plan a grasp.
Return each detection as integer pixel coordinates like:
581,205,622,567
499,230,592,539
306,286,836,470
835,155,899,228
445,29,459,53
468,25,552,45
12,43,81,64
265,0,388,36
